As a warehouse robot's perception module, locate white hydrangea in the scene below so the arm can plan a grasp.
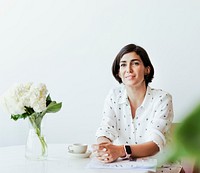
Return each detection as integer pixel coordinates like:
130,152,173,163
29,83,47,112
0,83,48,115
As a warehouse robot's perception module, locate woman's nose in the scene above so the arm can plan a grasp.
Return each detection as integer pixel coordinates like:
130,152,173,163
126,64,133,73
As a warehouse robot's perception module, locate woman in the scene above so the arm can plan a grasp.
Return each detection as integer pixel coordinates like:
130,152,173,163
93,44,174,163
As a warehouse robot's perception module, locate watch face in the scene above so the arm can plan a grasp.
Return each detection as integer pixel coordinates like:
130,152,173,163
125,145,132,154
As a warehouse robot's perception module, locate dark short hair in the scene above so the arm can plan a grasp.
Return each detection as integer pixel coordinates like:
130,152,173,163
112,44,154,86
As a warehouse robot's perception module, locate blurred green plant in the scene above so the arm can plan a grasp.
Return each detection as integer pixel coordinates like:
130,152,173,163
167,103,200,166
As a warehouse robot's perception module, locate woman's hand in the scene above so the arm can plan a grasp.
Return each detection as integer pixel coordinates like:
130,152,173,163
92,142,125,163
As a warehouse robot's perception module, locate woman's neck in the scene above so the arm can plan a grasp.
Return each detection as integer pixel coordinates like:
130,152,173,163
126,84,147,109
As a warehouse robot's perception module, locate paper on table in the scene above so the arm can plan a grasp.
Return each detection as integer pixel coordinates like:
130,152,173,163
86,157,157,172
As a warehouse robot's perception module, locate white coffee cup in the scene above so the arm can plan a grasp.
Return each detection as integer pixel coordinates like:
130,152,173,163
68,143,88,154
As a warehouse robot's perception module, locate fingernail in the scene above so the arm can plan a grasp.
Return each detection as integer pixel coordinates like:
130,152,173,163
102,148,107,151
103,153,108,157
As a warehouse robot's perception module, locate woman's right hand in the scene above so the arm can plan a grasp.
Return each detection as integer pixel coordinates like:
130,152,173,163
92,142,125,163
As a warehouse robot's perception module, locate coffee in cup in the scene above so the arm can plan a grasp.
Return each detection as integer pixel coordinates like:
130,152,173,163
68,143,88,154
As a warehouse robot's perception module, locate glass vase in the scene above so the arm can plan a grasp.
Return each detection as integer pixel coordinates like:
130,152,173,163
25,116,48,160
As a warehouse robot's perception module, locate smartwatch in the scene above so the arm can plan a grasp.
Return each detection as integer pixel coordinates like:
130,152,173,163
122,145,132,160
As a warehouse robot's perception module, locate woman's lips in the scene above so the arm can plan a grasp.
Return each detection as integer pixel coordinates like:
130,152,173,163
125,75,135,79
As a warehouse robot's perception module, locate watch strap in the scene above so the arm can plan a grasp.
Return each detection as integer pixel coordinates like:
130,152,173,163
122,145,132,160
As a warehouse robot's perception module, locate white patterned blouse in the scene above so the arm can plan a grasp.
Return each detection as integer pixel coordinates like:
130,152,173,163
96,85,174,152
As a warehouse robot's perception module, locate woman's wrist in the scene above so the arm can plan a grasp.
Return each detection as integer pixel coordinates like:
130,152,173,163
119,145,126,157
119,145,134,160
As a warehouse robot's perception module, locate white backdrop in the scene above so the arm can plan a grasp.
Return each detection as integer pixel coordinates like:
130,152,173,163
0,0,200,147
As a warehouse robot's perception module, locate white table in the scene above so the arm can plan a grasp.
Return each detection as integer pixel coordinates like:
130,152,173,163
0,144,183,173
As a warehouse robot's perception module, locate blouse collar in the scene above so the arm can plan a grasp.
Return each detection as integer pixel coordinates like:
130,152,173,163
119,85,153,110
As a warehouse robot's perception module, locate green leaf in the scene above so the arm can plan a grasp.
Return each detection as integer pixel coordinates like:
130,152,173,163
11,112,30,120
46,102,62,113
166,103,200,164
175,104,200,160
24,106,34,115
46,94,52,106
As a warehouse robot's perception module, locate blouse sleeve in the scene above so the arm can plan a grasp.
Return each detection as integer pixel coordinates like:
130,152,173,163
146,93,174,151
95,90,118,142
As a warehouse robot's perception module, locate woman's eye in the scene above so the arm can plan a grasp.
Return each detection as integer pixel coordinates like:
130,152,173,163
132,61,139,66
120,64,126,67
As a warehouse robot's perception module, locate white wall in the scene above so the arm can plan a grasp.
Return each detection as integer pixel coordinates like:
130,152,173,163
0,0,200,147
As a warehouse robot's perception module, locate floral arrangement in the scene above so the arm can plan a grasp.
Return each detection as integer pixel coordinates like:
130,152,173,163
0,82,62,159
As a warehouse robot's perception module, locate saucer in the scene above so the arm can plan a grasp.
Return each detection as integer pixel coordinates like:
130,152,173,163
67,150,92,158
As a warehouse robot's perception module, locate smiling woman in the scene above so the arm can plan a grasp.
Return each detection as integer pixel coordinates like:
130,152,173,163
92,44,174,163
118,52,150,87
0,0,199,153
112,44,154,87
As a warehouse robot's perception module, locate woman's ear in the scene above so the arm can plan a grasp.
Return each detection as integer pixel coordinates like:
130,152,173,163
145,66,150,75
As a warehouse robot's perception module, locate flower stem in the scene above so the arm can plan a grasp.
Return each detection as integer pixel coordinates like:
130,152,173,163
28,115,47,157
35,125,47,156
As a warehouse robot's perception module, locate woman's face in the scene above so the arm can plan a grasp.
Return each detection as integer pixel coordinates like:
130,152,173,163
118,52,149,87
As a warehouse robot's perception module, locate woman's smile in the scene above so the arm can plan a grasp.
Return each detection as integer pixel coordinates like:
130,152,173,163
125,75,135,80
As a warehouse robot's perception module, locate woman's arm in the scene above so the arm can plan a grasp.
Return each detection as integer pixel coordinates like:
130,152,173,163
129,141,159,158
95,141,159,163
95,90,118,142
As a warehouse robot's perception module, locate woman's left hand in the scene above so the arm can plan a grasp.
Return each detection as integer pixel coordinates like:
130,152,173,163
92,142,124,163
